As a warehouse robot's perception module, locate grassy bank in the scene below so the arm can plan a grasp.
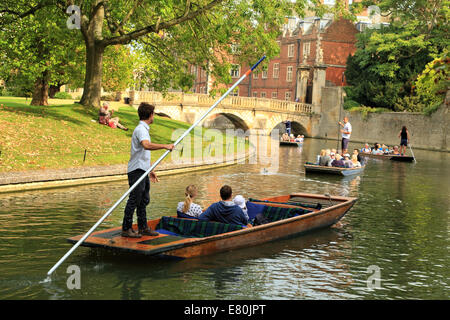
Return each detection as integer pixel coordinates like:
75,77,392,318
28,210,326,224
0,97,245,172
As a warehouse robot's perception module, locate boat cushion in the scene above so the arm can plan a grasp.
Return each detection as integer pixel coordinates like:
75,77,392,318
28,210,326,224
246,201,268,221
176,211,199,220
156,216,243,238
262,206,312,222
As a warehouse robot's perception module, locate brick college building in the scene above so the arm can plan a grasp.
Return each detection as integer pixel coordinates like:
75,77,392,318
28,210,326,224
191,17,359,104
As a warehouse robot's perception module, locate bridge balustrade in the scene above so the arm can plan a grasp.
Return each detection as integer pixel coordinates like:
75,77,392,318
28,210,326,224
129,91,314,114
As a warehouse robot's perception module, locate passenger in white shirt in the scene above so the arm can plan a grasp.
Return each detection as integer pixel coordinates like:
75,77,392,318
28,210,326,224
177,185,203,218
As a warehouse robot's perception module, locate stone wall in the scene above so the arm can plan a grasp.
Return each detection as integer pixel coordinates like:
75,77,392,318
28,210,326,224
315,88,450,152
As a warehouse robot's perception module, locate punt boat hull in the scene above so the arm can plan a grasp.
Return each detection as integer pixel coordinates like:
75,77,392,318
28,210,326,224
304,164,365,176
67,193,356,259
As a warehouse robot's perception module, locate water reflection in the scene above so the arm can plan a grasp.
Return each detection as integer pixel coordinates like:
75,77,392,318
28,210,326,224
0,138,448,299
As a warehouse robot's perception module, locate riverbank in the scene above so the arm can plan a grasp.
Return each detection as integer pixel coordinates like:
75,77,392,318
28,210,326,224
0,149,252,194
0,96,253,193
0,97,245,172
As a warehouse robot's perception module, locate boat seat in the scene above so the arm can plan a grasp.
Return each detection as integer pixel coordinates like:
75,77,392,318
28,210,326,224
246,201,268,220
155,216,243,238
262,206,312,222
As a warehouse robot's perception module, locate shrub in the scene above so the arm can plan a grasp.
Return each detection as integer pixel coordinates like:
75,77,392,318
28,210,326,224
54,91,73,99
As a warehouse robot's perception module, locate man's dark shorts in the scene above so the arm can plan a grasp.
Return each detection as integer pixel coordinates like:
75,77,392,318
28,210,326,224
400,139,408,146
342,138,350,151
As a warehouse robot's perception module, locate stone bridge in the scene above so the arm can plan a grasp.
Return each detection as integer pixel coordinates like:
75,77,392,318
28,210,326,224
129,91,322,136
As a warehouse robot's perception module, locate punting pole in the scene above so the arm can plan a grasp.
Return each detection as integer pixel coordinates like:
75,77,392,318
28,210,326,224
46,55,266,278
409,143,417,163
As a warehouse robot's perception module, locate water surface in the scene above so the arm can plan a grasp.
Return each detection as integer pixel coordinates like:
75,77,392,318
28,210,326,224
0,139,448,299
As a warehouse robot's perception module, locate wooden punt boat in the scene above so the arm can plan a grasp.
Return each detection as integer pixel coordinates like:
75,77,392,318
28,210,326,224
304,163,365,176
280,141,302,146
67,193,356,259
360,153,414,162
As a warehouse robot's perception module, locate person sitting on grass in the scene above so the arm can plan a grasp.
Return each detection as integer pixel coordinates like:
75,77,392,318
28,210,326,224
199,185,249,227
98,102,128,131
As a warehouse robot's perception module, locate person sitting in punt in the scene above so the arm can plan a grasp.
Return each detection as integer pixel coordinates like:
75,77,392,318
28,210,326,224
199,185,249,226
353,149,364,164
317,149,325,165
319,149,332,166
351,154,361,167
328,152,336,166
342,153,354,168
331,154,345,168
294,135,303,143
361,143,371,154
372,143,383,155
392,146,400,155
177,185,203,219
381,144,390,154
233,195,249,221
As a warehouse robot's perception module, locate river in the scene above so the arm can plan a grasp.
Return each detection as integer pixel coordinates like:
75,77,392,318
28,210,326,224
0,138,448,300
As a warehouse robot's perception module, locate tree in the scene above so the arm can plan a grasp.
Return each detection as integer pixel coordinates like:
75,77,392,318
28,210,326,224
344,0,449,111
1,0,309,107
0,3,85,105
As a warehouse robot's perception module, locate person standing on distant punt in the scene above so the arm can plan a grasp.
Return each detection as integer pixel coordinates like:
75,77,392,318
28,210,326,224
398,126,410,156
122,102,174,238
339,116,352,155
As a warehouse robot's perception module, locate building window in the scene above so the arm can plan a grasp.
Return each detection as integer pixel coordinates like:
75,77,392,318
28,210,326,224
253,71,258,79
230,64,240,78
285,91,291,101
262,69,268,79
273,63,279,79
253,92,258,97
261,92,266,98
303,42,310,58
271,92,278,99
288,44,295,58
286,66,293,82
231,87,239,96
191,65,197,76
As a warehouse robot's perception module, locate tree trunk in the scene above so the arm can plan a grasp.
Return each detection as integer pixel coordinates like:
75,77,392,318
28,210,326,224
30,71,49,106
79,1,105,108
79,43,104,107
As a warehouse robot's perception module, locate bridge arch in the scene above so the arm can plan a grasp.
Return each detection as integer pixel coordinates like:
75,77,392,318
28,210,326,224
269,120,308,137
202,111,250,131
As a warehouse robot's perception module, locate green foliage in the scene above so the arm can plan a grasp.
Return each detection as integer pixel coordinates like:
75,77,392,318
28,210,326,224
54,92,73,100
345,22,438,111
102,45,135,92
345,0,449,113
413,53,449,114
0,5,85,100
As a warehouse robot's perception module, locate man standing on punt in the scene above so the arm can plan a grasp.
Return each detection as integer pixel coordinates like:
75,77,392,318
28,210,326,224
122,102,174,238
339,116,352,155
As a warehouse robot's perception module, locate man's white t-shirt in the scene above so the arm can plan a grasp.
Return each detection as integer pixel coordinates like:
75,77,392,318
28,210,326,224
342,122,352,139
